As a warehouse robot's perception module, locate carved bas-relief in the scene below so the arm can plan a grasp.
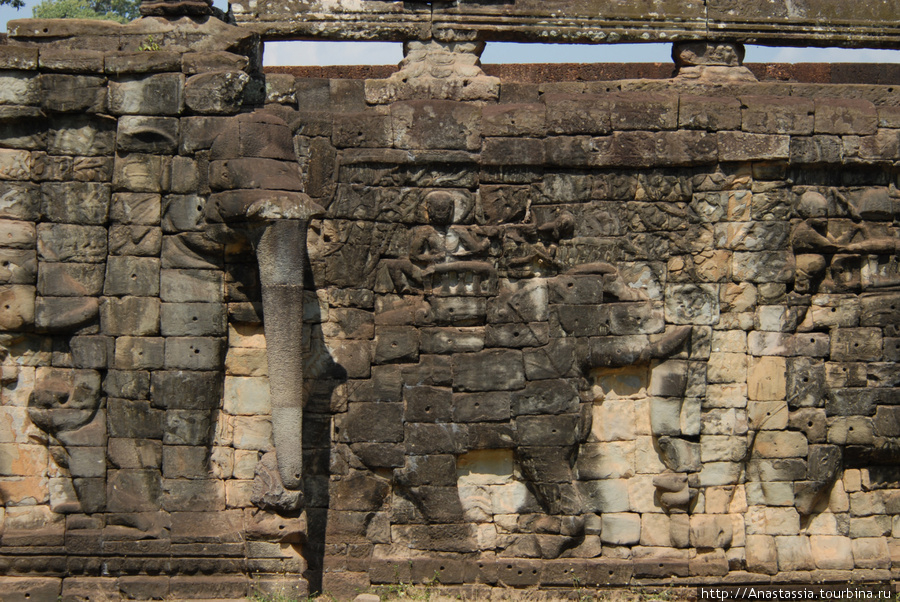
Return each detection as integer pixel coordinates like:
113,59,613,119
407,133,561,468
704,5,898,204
204,111,323,512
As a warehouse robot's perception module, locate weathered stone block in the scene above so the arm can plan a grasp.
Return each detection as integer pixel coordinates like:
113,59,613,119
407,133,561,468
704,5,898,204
392,100,481,151
110,192,161,226
164,337,224,371
333,110,392,148
343,402,403,443
748,356,786,401
830,328,882,361
790,135,843,164
114,336,164,370
665,284,720,325
159,302,226,336
106,468,162,512
103,256,159,297
404,386,452,422
482,103,545,137
0,72,41,105
0,149,33,181
184,71,249,114
404,422,467,454
164,409,211,446
512,380,579,416
160,269,222,302
117,116,180,154
827,416,874,445
35,296,98,333
108,225,162,257
544,94,610,135
741,95,813,135
151,370,222,410
592,131,717,168
100,296,159,336
600,513,641,545
733,251,795,283
611,93,678,130
37,263,104,297
718,132,790,161
373,325,419,364
516,414,578,446
161,194,205,233
0,183,39,223
37,224,106,263
108,73,184,116
484,137,545,166
40,74,106,113
580,479,630,513
452,349,524,392
0,284,34,330
815,98,877,135
679,95,741,131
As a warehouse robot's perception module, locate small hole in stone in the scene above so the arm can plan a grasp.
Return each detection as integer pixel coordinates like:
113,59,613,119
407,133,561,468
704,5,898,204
425,406,431,412
192,316,198,321
807,421,813,427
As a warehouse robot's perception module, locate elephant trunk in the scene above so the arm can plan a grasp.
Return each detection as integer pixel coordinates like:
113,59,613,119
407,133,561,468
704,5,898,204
253,219,307,491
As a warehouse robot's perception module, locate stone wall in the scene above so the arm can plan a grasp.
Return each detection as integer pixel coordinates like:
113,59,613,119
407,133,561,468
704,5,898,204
1,13,900,601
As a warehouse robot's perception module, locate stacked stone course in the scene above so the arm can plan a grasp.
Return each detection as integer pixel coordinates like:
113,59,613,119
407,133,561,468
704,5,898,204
0,13,899,601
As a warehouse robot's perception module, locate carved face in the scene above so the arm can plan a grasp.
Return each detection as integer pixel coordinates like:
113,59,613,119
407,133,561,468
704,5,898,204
425,190,456,227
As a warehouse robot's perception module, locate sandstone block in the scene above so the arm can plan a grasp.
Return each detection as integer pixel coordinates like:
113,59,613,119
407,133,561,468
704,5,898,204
392,100,481,151
452,349,524,392
159,302,226,337
108,73,184,116
0,284,34,330
810,535,854,570
37,224,106,263
600,513,641,545
114,336,164,370
164,337,224,371
117,115,179,154
40,74,106,113
775,535,814,571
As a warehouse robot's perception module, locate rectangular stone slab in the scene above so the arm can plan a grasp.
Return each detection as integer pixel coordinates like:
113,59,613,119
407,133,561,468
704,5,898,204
238,0,900,48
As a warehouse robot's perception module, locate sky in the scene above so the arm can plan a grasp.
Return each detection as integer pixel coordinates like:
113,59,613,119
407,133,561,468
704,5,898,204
3,0,900,67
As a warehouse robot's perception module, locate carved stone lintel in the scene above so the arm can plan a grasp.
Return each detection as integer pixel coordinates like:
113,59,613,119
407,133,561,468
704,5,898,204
365,40,500,104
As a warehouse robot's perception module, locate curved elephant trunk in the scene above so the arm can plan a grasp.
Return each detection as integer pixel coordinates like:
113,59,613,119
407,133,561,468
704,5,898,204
204,111,323,502
253,219,307,491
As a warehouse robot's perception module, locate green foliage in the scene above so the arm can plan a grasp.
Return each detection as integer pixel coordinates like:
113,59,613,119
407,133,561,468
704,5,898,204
31,0,139,22
138,35,161,51
0,0,27,10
